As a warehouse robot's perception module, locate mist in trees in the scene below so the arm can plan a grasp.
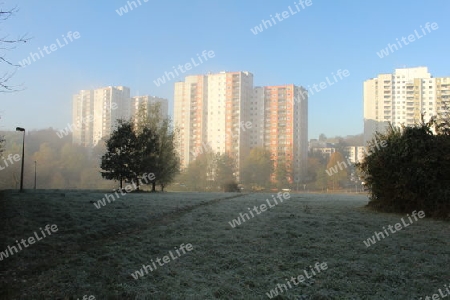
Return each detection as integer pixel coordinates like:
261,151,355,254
176,151,238,192
240,147,272,190
0,129,112,190
304,133,364,191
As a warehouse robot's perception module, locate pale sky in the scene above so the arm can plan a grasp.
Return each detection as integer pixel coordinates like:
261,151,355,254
2,0,450,138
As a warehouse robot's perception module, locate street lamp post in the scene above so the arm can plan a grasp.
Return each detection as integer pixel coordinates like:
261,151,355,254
16,127,25,193
34,161,37,190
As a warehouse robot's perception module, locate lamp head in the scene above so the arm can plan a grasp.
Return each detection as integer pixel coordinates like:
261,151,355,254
16,127,25,132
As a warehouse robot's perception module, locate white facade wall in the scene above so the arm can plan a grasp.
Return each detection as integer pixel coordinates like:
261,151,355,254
363,67,450,144
73,86,130,147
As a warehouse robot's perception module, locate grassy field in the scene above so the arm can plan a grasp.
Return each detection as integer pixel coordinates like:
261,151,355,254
0,190,449,299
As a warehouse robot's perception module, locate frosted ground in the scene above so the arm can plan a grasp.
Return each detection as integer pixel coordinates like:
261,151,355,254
0,191,448,299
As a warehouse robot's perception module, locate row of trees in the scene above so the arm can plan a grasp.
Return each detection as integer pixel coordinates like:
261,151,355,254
175,151,238,192
100,104,180,192
306,137,360,191
176,147,297,192
0,125,359,192
176,146,309,192
175,137,361,193
0,106,180,191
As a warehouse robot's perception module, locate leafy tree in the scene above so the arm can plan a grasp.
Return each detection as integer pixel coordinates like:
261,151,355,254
240,147,273,190
274,158,289,189
178,151,213,191
326,152,349,190
154,120,179,192
314,165,329,191
135,102,180,191
133,126,160,190
306,150,328,186
100,120,138,189
357,118,450,219
433,100,450,136
214,153,237,191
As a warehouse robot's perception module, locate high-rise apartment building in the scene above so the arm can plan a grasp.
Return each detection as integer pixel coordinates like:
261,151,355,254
73,86,168,147
174,72,309,183
174,75,208,168
73,86,130,147
174,71,254,172
92,86,131,146
72,89,94,147
364,67,450,143
256,85,308,182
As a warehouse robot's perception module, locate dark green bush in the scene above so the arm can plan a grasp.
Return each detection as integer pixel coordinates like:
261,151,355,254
223,182,240,192
358,121,450,219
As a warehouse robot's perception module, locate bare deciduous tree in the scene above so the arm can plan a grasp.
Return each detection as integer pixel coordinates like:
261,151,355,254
0,5,29,92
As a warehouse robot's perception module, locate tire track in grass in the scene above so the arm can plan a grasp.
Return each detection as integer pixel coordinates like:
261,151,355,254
3,193,249,298
41,193,248,262
82,192,248,248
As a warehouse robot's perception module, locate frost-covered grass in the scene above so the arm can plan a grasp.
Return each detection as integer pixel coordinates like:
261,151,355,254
0,191,448,299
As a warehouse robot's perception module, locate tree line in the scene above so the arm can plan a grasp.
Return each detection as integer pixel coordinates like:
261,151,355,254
0,129,111,190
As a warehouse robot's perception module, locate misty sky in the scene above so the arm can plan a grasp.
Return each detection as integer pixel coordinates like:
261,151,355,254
2,0,450,138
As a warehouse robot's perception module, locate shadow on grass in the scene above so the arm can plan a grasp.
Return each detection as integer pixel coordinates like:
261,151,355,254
0,190,16,299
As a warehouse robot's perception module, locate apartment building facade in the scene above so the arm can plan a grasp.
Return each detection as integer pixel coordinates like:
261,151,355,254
73,86,130,147
73,86,168,147
346,146,367,163
174,71,254,173
174,74,309,183
364,67,450,143
256,85,308,182
72,89,94,147
174,75,208,168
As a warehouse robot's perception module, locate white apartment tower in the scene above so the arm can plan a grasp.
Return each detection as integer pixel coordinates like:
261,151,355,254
73,87,169,147
72,89,94,147
73,86,131,147
364,67,450,143
174,71,254,172
174,74,208,169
